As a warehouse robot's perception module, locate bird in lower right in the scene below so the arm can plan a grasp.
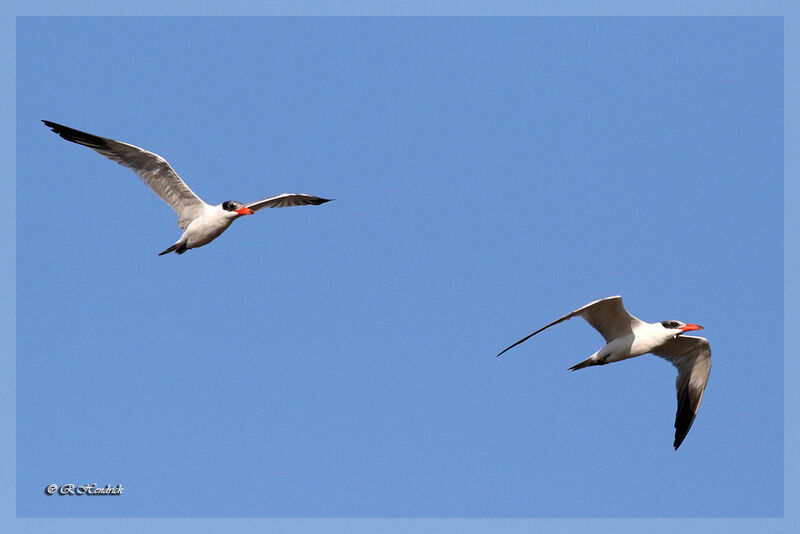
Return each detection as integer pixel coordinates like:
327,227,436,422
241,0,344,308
497,295,711,450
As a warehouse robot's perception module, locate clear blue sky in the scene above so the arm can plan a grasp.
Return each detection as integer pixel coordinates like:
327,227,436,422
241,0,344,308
9,8,791,531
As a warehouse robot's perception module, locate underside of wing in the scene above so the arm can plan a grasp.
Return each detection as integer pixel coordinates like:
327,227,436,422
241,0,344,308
496,295,634,357
245,193,332,212
577,295,642,343
43,120,207,229
652,335,712,450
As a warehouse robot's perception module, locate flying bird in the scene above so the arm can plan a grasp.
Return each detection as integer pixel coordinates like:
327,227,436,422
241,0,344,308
497,295,711,450
42,120,332,255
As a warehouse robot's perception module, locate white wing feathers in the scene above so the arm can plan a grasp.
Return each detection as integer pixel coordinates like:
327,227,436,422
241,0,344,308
575,295,643,343
497,295,642,357
246,193,332,212
651,335,712,450
42,120,208,229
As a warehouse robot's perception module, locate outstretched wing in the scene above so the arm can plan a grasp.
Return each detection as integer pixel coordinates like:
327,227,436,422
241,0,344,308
245,193,332,212
497,295,643,357
43,120,208,229
651,335,712,450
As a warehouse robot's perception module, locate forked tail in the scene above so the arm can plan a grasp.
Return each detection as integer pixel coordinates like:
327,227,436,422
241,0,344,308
158,243,188,255
569,357,598,371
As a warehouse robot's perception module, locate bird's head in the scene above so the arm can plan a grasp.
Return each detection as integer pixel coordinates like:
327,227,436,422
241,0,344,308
660,320,703,338
222,200,254,216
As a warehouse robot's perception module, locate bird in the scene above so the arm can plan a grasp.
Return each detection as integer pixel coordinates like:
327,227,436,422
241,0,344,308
42,120,332,255
497,295,711,450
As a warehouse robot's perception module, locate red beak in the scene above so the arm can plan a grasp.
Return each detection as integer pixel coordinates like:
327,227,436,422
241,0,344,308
236,207,254,215
680,324,703,332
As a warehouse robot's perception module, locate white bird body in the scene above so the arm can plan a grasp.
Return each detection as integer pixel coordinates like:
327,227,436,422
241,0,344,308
591,333,638,364
179,204,238,250
497,295,711,449
585,322,682,366
43,120,332,255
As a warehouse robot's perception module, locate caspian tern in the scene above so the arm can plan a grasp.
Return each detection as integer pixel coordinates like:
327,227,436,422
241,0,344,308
43,120,332,255
497,295,711,450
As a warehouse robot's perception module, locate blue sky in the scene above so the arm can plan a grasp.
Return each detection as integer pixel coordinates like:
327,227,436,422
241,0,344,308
7,7,794,533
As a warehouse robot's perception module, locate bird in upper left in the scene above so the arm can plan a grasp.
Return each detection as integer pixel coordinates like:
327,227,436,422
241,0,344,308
43,120,332,255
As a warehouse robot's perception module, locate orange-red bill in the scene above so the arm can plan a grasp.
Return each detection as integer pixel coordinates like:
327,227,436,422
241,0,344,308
680,324,704,332
236,207,254,215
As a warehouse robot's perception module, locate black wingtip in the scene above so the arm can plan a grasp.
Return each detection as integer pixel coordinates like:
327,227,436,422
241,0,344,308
496,345,512,358
43,120,74,139
316,197,334,204
41,120,109,149
495,331,539,358
42,119,71,137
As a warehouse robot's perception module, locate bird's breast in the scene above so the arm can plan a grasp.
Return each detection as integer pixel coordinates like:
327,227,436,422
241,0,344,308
183,214,235,247
601,334,638,363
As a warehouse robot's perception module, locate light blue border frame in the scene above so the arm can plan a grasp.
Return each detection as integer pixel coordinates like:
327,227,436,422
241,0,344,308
4,2,795,533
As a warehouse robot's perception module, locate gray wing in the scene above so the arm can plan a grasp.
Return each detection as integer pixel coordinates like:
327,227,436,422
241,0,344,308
577,295,643,342
651,335,712,450
43,120,208,229
497,295,642,357
245,193,332,212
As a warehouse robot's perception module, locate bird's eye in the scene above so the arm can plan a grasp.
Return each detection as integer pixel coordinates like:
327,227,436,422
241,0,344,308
223,202,232,210
661,321,679,329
